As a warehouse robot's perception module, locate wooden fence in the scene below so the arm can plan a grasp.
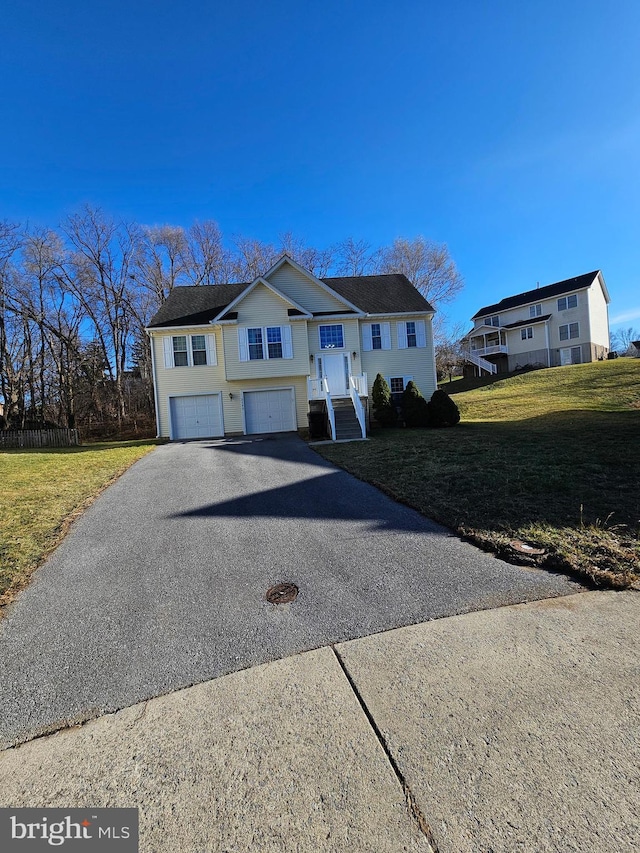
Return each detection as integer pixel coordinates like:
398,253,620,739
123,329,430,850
0,429,80,449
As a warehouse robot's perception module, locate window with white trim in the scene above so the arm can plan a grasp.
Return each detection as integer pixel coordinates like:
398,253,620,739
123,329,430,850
388,376,413,404
164,333,217,368
319,324,344,349
521,327,534,340
248,327,264,360
484,315,500,327
530,304,542,318
238,325,293,362
191,334,207,365
266,326,283,359
397,320,426,349
559,322,579,341
362,322,391,351
172,335,188,367
558,294,578,310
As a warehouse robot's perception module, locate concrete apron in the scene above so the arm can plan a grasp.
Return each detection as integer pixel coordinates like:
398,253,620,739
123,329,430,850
1,590,638,853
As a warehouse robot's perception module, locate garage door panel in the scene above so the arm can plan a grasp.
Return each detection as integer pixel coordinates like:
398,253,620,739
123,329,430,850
244,389,296,434
170,394,223,439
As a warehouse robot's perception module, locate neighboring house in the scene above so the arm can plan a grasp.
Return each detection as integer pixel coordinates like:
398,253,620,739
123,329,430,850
146,255,436,441
461,271,610,376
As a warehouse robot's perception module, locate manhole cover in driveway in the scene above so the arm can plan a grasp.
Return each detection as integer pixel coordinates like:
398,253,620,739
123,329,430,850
266,583,299,604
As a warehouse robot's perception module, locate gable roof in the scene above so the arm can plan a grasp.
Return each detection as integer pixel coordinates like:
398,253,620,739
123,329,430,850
211,276,312,323
147,271,434,328
324,274,434,314
147,283,248,328
471,271,602,320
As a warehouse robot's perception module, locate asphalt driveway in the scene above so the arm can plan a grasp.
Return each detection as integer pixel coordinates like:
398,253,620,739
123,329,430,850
0,435,581,748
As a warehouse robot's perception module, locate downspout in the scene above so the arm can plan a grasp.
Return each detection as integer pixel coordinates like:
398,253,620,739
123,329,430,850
148,330,161,438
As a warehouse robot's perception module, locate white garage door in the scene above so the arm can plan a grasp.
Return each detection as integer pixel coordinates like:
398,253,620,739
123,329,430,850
244,389,296,434
170,394,223,439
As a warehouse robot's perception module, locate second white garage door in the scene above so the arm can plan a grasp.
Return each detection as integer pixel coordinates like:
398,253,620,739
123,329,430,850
244,389,296,434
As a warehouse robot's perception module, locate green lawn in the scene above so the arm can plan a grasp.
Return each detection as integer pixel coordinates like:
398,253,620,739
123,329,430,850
317,360,640,588
0,440,158,607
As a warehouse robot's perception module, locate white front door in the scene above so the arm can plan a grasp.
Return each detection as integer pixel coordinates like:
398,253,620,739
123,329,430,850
319,353,349,396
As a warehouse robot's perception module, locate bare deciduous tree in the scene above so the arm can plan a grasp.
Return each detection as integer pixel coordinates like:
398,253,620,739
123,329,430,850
611,326,640,356
334,237,381,277
378,236,464,307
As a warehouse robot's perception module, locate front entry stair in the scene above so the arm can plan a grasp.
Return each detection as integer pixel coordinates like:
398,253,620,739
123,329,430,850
332,398,364,440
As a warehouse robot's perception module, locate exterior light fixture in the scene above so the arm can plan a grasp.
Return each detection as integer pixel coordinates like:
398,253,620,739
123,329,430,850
352,351,357,359
229,392,233,400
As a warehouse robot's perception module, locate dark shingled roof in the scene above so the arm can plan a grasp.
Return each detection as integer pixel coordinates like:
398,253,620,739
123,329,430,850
148,272,434,328
324,274,434,314
471,271,600,320
147,283,248,327
502,314,552,330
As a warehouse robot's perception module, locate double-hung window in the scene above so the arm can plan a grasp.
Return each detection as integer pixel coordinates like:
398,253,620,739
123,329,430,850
191,335,207,365
165,333,217,368
362,322,391,351
172,336,188,367
559,322,579,341
558,294,578,311
530,304,542,318
521,327,534,340
266,327,283,359
238,326,293,361
397,320,426,349
319,324,344,349
248,328,264,360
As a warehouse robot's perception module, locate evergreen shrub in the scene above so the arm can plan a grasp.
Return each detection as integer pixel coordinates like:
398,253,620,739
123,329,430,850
427,389,461,427
371,373,397,426
401,381,430,427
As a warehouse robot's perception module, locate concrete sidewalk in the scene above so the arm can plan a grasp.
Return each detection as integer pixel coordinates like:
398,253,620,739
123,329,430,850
1,591,638,852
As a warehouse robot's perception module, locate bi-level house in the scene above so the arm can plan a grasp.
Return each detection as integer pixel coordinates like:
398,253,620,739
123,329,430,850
146,256,436,440
462,271,610,375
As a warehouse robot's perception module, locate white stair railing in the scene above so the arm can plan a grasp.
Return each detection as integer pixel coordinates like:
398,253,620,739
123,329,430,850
348,377,367,438
464,350,497,375
323,378,336,440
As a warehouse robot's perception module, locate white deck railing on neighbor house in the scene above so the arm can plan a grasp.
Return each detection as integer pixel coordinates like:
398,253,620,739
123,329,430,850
348,377,367,438
469,345,508,357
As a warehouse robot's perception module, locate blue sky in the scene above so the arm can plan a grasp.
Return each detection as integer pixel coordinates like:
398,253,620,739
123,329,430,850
2,0,639,334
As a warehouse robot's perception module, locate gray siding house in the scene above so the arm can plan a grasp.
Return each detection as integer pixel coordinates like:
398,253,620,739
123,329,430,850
462,271,610,375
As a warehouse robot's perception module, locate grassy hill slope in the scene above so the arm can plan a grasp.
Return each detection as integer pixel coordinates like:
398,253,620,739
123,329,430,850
318,360,640,588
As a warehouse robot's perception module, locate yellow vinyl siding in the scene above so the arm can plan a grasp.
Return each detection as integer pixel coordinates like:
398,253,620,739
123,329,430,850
223,283,310,380
151,329,226,437
268,262,347,313
360,317,437,399
222,377,309,433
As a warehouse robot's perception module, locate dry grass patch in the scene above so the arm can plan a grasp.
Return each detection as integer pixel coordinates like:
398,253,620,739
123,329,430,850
317,361,640,589
0,440,158,608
